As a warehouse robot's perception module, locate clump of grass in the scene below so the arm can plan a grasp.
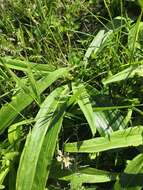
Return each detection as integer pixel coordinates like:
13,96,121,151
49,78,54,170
0,0,143,190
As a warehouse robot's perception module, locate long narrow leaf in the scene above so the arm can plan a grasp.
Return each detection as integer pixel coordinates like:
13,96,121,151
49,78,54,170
103,65,143,85
72,83,96,136
0,57,55,73
114,154,143,190
31,103,68,189
0,68,69,134
94,110,126,137
59,167,117,184
16,86,69,190
65,126,143,153
83,30,105,66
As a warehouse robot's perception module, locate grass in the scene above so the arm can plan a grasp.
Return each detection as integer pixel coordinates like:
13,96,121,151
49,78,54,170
0,0,143,190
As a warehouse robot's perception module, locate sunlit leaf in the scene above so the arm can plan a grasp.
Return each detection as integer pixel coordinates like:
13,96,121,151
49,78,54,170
0,57,55,73
16,86,69,190
65,126,143,153
114,154,143,190
72,83,96,136
103,64,143,85
0,67,69,134
83,30,105,66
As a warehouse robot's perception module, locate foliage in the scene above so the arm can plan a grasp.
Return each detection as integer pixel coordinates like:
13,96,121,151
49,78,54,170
0,0,143,190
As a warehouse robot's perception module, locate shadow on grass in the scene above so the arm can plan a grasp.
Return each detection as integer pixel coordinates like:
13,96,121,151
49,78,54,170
118,172,143,188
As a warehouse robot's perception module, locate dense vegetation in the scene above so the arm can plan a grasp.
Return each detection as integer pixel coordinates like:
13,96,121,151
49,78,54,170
0,0,143,189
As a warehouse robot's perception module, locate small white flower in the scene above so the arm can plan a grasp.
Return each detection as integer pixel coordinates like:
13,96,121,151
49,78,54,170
63,156,72,169
56,150,73,169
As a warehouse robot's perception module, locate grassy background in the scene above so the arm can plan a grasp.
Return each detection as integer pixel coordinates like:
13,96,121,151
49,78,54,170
0,0,143,190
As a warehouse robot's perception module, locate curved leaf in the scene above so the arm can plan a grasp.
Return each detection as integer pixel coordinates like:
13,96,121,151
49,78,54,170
16,86,69,190
103,64,143,85
93,110,126,137
60,167,117,184
65,126,143,153
128,22,143,52
0,67,69,134
0,57,55,73
83,30,105,66
72,83,96,136
114,154,143,190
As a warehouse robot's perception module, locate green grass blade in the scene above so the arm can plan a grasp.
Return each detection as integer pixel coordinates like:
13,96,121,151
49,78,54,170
31,117,64,190
94,110,127,137
0,57,55,73
60,167,117,184
103,65,143,85
93,104,140,111
6,68,39,105
0,68,69,134
83,30,105,66
16,86,69,190
0,168,9,189
26,65,41,104
93,111,113,136
114,154,143,190
65,126,143,153
72,83,96,136
31,103,68,189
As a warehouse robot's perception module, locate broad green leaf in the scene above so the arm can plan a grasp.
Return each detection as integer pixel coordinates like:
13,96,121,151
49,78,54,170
83,16,127,67
92,94,127,136
122,109,132,127
65,126,143,153
31,118,64,190
16,86,69,190
72,83,96,136
128,21,143,52
70,175,83,190
60,167,117,184
0,67,69,134
83,16,127,66
0,57,55,73
83,30,105,66
93,111,113,136
93,110,126,137
114,154,143,190
31,103,68,190
103,64,143,85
